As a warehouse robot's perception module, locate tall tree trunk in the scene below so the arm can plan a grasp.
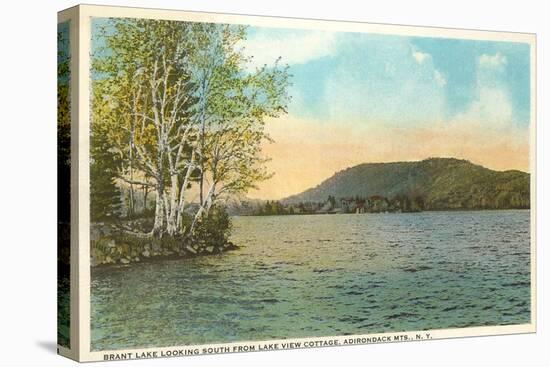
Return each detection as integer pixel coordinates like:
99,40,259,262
143,182,149,212
151,186,164,238
198,77,207,207
128,136,135,218
175,150,196,234
188,182,216,236
165,174,179,235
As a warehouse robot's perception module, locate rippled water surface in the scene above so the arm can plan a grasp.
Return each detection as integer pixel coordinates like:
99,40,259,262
91,210,531,350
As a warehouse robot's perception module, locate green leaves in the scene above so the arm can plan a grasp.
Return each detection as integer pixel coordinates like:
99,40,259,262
91,18,291,234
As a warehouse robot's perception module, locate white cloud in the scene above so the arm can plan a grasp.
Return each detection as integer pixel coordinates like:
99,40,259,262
412,51,430,64
434,70,447,87
322,38,447,126
241,30,338,69
452,87,513,129
479,52,508,68
451,50,515,130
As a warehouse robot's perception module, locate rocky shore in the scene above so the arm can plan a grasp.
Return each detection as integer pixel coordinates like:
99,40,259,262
90,223,238,267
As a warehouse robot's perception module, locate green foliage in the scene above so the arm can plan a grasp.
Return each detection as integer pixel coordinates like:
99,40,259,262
90,129,123,221
90,17,291,240
58,27,71,223
57,274,70,346
57,23,71,348
258,200,286,215
285,158,530,210
193,205,232,247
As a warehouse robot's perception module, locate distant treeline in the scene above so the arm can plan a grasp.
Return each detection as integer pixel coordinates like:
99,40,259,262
282,158,530,211
246,194,427,216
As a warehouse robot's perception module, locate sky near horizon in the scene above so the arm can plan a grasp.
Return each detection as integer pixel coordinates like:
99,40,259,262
241,26,531,200
90,19,532,201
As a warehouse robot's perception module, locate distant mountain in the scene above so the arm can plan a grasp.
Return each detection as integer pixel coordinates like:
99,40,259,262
282,158,530,210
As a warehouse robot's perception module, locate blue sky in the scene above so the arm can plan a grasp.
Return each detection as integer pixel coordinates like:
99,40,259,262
90,19,531,129
243,27,531,128
241,26,532,198
90,20,532,198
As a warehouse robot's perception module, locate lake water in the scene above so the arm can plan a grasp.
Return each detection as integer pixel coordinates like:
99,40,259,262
91,210,531,351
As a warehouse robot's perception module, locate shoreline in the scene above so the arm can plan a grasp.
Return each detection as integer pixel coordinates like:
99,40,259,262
90,208,529,268
233,207,531,217
90,222,239,269
91,244,239,271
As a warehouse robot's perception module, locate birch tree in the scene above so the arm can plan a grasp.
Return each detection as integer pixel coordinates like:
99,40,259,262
187,28,291,235
93,19,199,237
92,18,291,243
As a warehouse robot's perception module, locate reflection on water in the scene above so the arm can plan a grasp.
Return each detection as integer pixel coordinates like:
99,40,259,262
91,210,531,351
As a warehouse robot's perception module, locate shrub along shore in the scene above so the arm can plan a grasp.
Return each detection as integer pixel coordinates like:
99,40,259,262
90,213,237,268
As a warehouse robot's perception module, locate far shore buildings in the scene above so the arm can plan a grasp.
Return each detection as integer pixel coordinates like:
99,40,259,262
338,196,392,214
281,195,408,214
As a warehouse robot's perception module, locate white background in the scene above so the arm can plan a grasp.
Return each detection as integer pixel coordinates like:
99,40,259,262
0,0,547,365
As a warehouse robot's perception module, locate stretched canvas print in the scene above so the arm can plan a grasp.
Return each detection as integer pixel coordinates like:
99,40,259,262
57,4,536,362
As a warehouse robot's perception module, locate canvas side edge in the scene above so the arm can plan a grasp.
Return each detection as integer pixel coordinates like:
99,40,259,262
57,6,79,363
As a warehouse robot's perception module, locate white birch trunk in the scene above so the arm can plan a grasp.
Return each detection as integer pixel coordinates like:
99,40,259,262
175,150,196,233
188,182,216,236
151,188,164,237
165,174,179,236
